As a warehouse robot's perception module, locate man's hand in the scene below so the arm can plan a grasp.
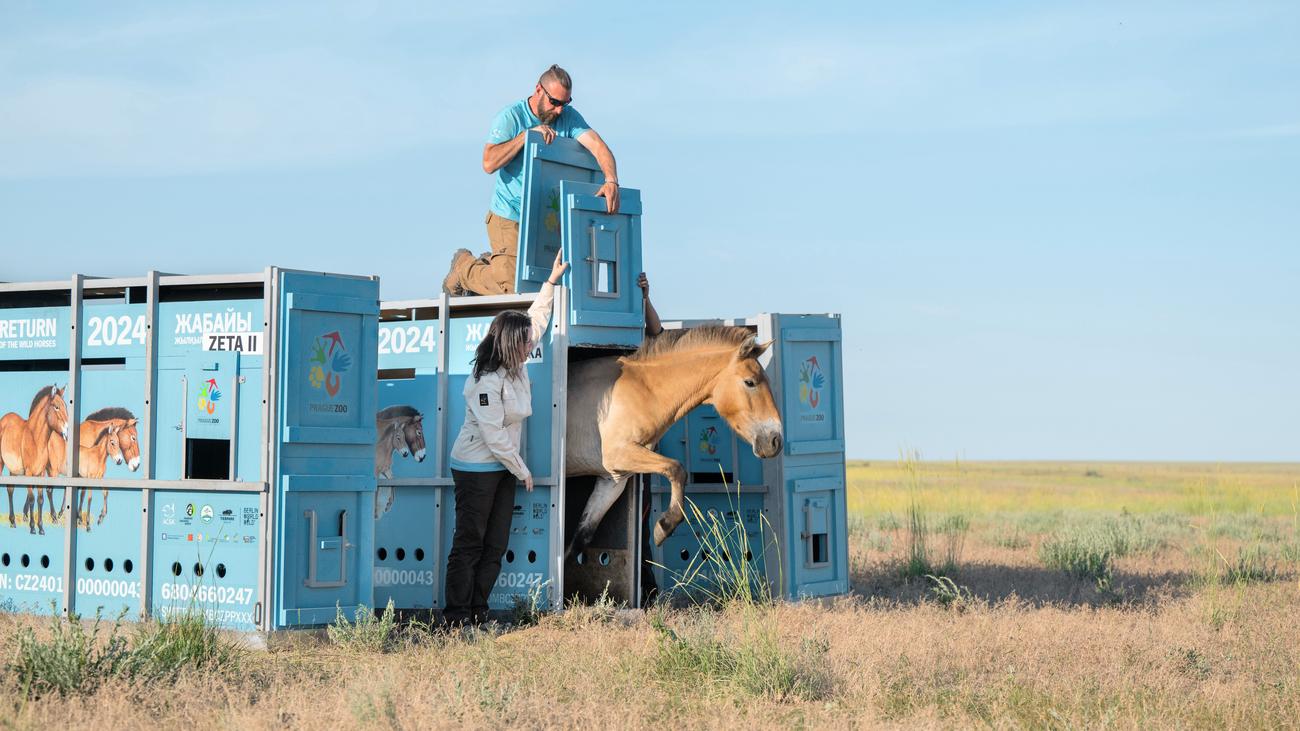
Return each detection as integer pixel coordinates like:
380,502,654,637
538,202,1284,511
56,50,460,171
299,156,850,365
597,180,620,214
531,125,557,144
524,475,534,492
637,272,650,297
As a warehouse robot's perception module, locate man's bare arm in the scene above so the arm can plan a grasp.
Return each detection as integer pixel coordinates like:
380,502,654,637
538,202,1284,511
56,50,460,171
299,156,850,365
482,125,557,174
637,272,663,336
577,129,620,213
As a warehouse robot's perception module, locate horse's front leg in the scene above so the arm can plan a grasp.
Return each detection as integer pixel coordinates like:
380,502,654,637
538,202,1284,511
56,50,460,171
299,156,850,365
23,488,34,533
98,488,108,525
601,443,687,546
34,488,44,535
565,475,630,560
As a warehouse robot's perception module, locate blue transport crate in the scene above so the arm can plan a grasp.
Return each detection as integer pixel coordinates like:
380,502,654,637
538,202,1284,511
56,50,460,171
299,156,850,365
0,268,379,631
373,294,565,612
648,313,848,600
516,133,645,348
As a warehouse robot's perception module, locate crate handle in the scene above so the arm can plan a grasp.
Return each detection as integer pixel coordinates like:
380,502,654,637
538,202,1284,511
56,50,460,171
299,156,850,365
303,509,350,588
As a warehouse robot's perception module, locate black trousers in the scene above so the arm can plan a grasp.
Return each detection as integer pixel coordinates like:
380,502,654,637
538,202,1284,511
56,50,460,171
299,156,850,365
444,468,517,624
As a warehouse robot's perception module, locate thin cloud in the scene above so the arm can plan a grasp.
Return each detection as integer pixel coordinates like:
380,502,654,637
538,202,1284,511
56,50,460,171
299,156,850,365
0,2,1287,177
1212,123,1300,139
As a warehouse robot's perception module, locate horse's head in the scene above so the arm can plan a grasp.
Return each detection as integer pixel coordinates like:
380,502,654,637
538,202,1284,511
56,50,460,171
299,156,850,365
392,423,410,458
46,385,70,439
710,338,783,459
402,414,426,462
100,422,124,465
118,418,141,471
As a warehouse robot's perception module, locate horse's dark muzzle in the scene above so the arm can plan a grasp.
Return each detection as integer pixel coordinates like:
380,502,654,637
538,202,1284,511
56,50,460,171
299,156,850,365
753,430,783,458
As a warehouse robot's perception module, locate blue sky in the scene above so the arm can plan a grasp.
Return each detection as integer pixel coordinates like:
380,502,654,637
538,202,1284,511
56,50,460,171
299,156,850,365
1,1,1296,460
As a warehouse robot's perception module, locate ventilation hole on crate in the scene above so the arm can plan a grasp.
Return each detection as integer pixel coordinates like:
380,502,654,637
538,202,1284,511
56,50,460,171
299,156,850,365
193,562,204,577
124,559,134,574
720,551,729,563
415,548,425,562
700,550,711,562
505,550,515,564
395,547,406,561
1,553,8,566
85,557,95,571
40,555,49,569
20,554,30,568
104,558,114,573
598,552,610,566
744,550,753,562
575,552,586,565
377,547,388,561
679,549,689,561
171,561,182,576
216,564,227,578
527,550,536,564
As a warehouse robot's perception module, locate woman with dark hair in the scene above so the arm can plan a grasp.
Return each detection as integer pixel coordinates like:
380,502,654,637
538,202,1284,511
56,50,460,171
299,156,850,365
443,250,567,626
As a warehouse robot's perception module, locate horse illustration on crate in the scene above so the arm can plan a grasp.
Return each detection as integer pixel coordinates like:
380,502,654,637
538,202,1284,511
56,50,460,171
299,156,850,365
0,385,71,535
374,405,425,517
46,407,141,531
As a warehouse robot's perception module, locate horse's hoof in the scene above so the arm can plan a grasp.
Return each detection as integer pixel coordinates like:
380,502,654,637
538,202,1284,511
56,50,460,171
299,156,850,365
653,521,669,546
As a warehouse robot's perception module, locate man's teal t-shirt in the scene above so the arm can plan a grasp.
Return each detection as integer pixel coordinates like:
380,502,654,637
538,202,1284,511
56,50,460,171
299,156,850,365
487,99,590,221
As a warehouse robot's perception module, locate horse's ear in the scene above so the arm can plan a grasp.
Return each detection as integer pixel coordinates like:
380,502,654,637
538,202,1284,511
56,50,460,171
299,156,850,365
414,414,423,423
127,418,138,427
737,339,772,360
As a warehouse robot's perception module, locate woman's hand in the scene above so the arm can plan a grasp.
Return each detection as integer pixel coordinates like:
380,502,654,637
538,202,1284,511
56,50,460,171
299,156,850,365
525,475,534,492
546,249,568,285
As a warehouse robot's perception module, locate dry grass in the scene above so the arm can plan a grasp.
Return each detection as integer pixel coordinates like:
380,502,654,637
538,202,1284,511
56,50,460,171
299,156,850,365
0,461,1297,729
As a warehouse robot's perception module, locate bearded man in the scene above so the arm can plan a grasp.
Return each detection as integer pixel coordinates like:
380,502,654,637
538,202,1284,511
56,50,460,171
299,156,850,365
443,64,620,296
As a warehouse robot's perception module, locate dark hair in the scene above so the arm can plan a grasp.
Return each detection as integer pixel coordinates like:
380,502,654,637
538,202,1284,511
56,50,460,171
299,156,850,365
538,64,572,91
471,310,532,381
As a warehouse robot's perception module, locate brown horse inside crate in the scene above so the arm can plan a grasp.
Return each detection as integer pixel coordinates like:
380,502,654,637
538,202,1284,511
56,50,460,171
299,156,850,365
564,326,784,558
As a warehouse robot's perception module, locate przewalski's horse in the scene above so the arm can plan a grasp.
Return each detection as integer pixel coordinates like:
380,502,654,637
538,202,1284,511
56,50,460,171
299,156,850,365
374,405,425,516
0,385,71,534
47,408,141,531
564,326,783,559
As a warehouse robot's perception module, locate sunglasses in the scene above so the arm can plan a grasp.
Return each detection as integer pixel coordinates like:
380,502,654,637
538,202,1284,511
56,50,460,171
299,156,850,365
540,86,572,108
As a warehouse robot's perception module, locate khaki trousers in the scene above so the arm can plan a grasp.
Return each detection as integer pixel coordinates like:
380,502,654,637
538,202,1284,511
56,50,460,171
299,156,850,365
456,212,520,295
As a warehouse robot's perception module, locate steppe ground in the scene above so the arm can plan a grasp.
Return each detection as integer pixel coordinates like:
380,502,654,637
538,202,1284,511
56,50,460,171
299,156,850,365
2,461,1297,729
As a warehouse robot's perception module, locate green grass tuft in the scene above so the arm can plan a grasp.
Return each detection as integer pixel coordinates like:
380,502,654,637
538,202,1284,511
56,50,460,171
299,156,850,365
9,605,242,700
649,608,832,702
327,599,398,652
654,475,777,608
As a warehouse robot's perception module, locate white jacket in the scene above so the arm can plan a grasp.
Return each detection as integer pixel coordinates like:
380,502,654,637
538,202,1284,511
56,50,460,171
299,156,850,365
449,283,555,480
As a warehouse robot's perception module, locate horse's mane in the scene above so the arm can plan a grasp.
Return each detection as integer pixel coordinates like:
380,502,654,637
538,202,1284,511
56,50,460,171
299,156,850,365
623,325,756,363
29,385,55,415
91,422,117,446
86,407,135,422
378,405,421,420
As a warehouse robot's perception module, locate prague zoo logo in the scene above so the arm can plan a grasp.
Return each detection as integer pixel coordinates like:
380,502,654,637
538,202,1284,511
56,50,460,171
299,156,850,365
698,425,719,456
197,378,222,415
798,356,824,410
308,331,351,398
